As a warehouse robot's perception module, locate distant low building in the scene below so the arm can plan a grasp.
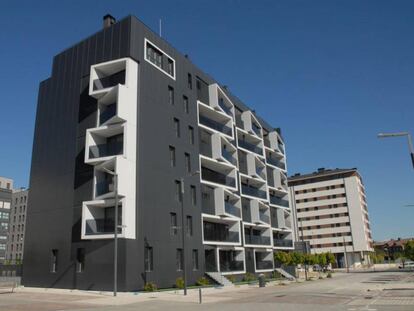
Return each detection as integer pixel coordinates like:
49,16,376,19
374,238,414,261
289,168,374,268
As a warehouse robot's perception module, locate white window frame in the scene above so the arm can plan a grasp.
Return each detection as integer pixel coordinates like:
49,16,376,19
144,38,176,80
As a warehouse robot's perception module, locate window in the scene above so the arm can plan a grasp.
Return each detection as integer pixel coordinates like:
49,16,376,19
145,39,176,79
183,96,189,113
186,216,193,236
168,86,174,105
51,249,58,273
192,250,199,270
188,126,194,145
176,249,183,271
169,146,176,167
190,186,197,206
187,73,192,89
185,153,191,173
174,118,180,137
3,202,10,209
76,248,85,273
175,180,182,202
170,213,178,235
145,247,153,272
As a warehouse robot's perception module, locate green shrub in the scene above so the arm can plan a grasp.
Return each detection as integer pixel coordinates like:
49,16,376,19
196,277,210,286
242,272,256,282
226,275,236,283
175,277,184,289
327,272,332,278
272,271,282,279
318,276,323,279
144,282,157,292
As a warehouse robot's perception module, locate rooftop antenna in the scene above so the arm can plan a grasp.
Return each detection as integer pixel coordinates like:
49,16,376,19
159,18,162,37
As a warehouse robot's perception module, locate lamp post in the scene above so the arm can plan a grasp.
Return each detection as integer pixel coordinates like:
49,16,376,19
299,219,308,281
342,235,349,273
180,171,200,296
378,132,414,169
102,167,119,297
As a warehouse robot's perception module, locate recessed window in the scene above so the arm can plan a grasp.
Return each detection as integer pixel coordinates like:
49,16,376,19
145,39,175,79
176,249,183,271
186,215,193,236
170,213,178,235
76,248,85,273
192,249,199,270
188,73,192,89
190,186,197,206
175,180,182,202
174,118,180,138
169,146,176,167
168,86,174,105
188,126,194,145
145,247,153,272
51,249,58,273
185,153,191,173
183,96,189,113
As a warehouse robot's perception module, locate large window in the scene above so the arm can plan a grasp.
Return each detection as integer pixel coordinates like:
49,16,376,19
145,247,153,272
144,39,176,79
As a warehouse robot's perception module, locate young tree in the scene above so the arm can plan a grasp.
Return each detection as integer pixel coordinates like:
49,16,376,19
404,240,414,261
274,251,292,266
326,253,336,266
291,252,305,266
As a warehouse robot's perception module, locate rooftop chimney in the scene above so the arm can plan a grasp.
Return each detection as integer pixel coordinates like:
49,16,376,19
103,14,116,29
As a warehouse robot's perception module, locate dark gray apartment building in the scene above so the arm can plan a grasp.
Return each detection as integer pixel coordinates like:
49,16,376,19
23,15,294,291
5,188,29,263
0,177,13,262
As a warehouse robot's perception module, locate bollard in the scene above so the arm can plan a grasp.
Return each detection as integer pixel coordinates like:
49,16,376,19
258,274,266,287
199,287,202,304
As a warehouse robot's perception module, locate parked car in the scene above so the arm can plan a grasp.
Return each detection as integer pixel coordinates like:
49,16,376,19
312,265,323,272
398,261,414,269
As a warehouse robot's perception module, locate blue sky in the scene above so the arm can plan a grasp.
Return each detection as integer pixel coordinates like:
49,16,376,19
0,0,413,241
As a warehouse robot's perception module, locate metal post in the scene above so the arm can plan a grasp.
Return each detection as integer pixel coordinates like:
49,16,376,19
114,173,118,296
180,178,187,296
300,219,308,281
343,236,349,273
199,288,202,304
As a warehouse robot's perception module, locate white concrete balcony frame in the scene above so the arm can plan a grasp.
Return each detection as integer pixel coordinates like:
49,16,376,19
97,85,135,126
89,58,138,99
202,214,242,246
199,156,238,192
239,110,263,139
248,199,271,226
217,247,246,275
197,101,234,140
236,128,265,159
243,224,272,248
214,187,242,219
265,148,286,172
81,198,135,240
264,130,285,155
245,153,267,181
272,231,294,250
253,249,274,272
239,174,268,202
208,83,236,121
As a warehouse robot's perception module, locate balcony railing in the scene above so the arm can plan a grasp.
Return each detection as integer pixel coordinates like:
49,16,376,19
202,167,236,188
238,140,263,155
273,239,293,248
85,218,121,235
269,196,289,208
93,70,126,91
245,235,271,245
218,98,232,117
220,260,244,272
252,123,261,137
222,148,237,165
225,202,241,218
199,115,232,136
256,261,273,270
99,103,117,125
241,185,267,199
95,180,114,197
259,212,270,224
256,167,266,179
266,157,286,170
89,141,123,159
203,229,239,243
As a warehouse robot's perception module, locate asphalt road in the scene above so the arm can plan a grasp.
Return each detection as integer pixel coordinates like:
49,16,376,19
1,271,414,311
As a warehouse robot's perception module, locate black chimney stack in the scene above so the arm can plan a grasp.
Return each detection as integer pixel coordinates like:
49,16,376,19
103,14,116,29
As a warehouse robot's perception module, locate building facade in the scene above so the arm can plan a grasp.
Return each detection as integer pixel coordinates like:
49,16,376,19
0,177,13,262
374,238,414,261
5,188,29,263
289,168,373,268
23,15,294,291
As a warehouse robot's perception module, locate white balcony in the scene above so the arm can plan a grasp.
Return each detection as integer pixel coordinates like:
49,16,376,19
208,83,235,120
244,224,272,248
200,156,238,191
239,174,268,201
263,130,285,155
254,249,274,272
201,185,241,219
273,231,294,249
89,58,138,99
198,101,234,140
237,128,264,158
237,110,263,139
202,215,242,246
199,130,237,167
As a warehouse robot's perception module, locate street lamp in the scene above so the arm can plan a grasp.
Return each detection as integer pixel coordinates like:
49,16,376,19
102,167,119,297
377,132,414,169
180,171,200,296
